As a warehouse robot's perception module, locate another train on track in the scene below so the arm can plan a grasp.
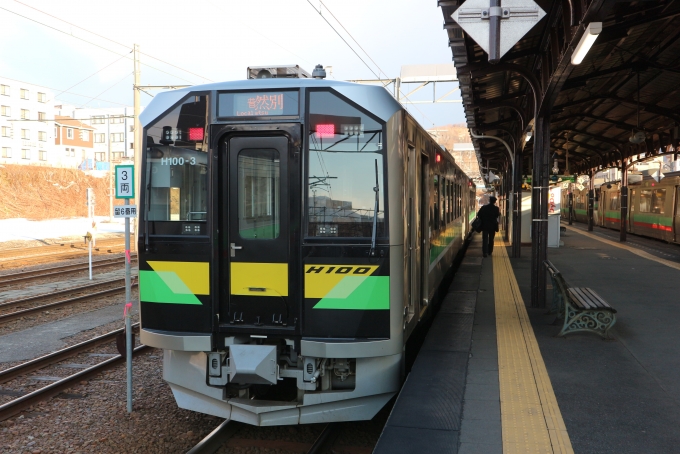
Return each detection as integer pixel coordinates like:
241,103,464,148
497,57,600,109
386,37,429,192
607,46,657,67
138,75,476,426
561,171,680,243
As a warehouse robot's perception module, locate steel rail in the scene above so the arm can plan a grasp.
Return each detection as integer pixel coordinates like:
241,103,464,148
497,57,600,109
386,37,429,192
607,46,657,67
0,344,148,422
0,278,129,310
0,323,140,384
0,242,125,262
186,420,242,454
306,423,339,454
0,256,137,286
0,283,138,324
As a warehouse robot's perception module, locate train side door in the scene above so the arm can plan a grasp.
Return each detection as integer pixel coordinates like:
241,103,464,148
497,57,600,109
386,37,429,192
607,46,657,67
405,146,417,328
220,135,291,328
405,145,429,330
629,189,636,233
419,153,429,313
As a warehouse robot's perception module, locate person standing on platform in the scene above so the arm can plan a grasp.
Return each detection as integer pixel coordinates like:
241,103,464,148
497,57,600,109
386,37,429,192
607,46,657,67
478,196,500,257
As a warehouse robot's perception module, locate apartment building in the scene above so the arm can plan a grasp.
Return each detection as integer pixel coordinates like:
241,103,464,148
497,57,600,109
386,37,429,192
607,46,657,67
0,76,140,169
54,116,95,168
56,105,137,167
0,77,56,166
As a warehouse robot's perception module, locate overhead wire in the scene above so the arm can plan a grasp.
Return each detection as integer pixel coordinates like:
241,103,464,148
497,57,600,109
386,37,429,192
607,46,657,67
0,5,195,84
309,0,438,127
0,76,132,107
81,73,134,108
48,53,130,104
318,0,389,80
205,0,314,67
305,0,381,80
12,0,213,83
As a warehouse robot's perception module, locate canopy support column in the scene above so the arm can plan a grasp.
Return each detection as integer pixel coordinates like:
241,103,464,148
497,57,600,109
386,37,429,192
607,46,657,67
588,170,595,231
531,114,551,308
620,158,628,242
512,151,523,258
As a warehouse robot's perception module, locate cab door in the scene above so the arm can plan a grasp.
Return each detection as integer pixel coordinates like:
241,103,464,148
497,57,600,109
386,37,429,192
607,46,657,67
220,135,291,328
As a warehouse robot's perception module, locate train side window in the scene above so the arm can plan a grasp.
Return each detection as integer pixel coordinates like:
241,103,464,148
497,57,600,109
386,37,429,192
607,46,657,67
306,90,386,238
443,179,448,224
433,174,440,230
441,178,446,227
639,190,652,213
652,189,666,214
145,94,209,225
449,180,454,221
442,179,446,226
610,194,619,210
459,183,462,218
237,148,280,239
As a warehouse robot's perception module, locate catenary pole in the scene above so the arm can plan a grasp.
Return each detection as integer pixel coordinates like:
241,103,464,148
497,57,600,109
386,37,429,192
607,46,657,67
133,44,141,253
108,114,113,221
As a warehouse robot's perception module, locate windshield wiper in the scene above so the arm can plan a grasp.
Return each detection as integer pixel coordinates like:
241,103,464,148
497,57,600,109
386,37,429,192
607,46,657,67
370,159,379,257
144,149,153,252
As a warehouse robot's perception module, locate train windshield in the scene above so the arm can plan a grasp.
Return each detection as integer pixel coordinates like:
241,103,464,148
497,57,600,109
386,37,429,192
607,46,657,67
306,90,386,238
144,95,209,228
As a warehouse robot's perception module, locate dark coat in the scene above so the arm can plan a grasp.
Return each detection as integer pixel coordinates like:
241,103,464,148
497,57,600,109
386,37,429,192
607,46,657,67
477,203,500,232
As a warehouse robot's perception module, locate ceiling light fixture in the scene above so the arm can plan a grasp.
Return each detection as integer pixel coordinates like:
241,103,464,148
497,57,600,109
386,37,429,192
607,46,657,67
571,22,602,65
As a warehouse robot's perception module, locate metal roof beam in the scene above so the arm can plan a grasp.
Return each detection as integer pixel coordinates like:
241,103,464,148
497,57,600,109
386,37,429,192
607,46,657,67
563,61,680,91
553,128,623,158
553,95,680,123
551,113,654,133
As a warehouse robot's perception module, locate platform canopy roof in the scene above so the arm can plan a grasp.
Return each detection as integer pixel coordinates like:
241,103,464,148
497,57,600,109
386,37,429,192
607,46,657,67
440,0,680,175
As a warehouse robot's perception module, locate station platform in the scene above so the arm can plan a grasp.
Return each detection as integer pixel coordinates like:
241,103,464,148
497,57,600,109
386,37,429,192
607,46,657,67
374,223,680,454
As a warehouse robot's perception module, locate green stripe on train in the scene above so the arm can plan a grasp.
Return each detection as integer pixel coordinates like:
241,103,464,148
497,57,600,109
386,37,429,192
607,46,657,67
631,213,672,226
139,270,202,305
313,276,389,310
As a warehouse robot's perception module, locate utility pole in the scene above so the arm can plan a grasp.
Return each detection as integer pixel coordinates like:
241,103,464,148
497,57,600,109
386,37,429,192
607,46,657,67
133,43,141,251
108,114,113,221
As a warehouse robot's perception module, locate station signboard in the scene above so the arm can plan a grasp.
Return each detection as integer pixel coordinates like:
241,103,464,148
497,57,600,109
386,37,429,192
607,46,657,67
115,165,135,199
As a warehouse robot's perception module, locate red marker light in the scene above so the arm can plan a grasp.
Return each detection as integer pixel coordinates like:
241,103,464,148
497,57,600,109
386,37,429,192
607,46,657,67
436,153,441,163
188,127,204,141
316,124,335,138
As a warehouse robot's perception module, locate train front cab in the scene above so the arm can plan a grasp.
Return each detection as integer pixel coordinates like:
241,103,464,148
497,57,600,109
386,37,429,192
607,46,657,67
138,83,412,425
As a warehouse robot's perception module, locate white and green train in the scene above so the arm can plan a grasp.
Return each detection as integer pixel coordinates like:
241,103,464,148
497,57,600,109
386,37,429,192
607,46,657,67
138,76,476,426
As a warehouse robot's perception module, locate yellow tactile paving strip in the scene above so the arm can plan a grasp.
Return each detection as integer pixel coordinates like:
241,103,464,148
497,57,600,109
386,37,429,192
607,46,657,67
563,224,680,271
493,240,574,454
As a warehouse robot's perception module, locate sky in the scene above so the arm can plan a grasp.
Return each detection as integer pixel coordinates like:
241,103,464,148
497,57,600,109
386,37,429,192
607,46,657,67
0,0,466,128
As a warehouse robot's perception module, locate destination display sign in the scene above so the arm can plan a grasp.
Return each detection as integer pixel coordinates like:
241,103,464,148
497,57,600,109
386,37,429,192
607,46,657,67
218,91,299,118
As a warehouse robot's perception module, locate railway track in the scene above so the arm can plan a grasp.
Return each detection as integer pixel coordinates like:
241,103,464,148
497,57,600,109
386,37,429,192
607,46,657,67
0,240,128,269
0,278,138,324
187,420,342,454
0,238,125,261
0,324,146,422
0,255,137,287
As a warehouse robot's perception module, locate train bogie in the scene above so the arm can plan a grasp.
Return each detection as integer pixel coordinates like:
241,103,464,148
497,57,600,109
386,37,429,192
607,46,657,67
138,78,475,426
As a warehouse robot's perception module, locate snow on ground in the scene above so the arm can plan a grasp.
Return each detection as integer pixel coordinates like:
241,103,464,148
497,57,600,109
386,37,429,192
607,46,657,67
0,217,127,243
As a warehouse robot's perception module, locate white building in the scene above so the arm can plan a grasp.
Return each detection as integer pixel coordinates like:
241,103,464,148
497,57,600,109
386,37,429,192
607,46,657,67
0,77,56,166
56,105,138,169
0,75,142,169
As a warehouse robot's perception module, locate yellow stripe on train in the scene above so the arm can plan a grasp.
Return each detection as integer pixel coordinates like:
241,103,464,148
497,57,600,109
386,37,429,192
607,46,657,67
230,262,289,297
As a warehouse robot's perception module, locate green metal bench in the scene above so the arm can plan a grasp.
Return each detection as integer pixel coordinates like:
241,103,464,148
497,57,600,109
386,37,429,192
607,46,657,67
544,260,617,339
